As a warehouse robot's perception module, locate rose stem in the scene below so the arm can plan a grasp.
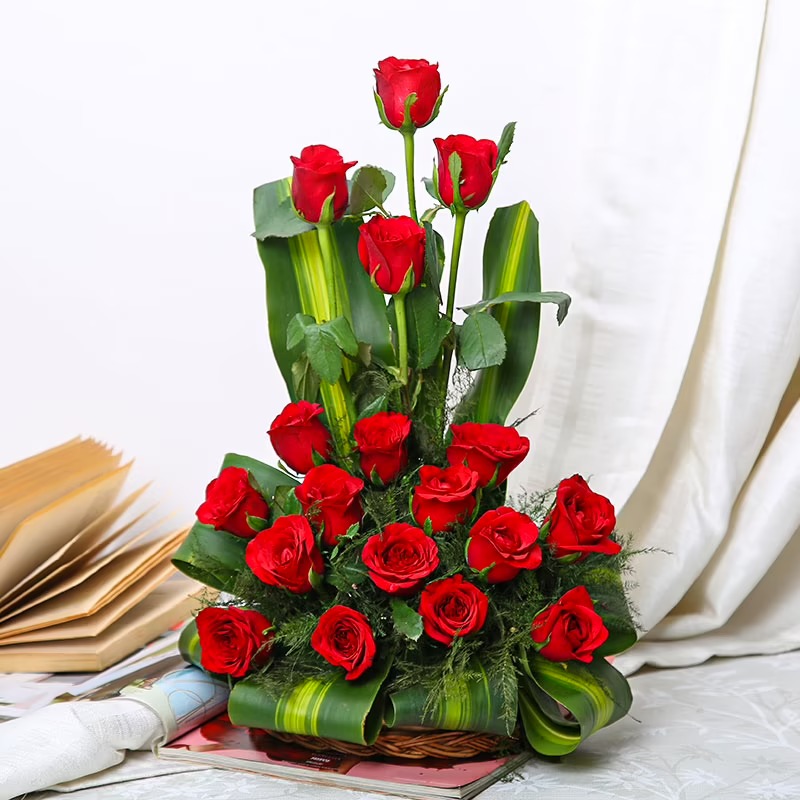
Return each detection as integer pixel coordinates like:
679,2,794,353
438,209,468,430
402,130,418,223
394,292,409,387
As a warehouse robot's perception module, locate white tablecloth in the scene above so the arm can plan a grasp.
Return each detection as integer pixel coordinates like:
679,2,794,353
21,649,800,800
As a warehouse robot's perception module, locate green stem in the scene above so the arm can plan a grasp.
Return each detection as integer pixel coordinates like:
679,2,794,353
402,130,418,223
394,292,409,386
439,210,468,436
316,222,341,321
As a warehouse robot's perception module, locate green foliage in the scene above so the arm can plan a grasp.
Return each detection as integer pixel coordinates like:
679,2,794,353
457,312,507,370
348,166,395,215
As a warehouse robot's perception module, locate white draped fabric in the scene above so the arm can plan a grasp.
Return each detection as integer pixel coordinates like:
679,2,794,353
511,0,800,672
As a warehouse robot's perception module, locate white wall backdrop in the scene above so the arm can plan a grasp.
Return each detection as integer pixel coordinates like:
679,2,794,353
2,0,797,667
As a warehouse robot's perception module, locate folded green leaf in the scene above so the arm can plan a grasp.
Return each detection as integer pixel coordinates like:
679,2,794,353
348,166,395,215
229,658,392,745
461,291,571,326
423,222,445,301
386,660,516,736
178,619,203,669
172,522,248,592
458,312,507,370
221,453,299,494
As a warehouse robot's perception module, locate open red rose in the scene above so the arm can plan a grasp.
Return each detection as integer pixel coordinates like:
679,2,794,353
268,400,332,474
531,586,609,663
196,606,273,678
419,574,488,646
196,466,269,539
362,523,439,596
411,464,479,533
353,411,412,484
290,144,357,223
374,57,442,129
295,464,365,546
357,215,426,295
245,514,324,594
434,135,499,209
311,605,376,680
447,422,530,487
467,507,542,583
545,474,620,560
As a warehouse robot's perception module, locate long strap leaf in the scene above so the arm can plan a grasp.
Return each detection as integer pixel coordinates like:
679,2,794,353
458,201,542,425
229,658,392,746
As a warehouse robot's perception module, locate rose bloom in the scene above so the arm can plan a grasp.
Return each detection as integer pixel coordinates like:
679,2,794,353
311,605,377,680
295,464,365,546
411,464,479,533
419,574,489,647
447,422,530,487
374,57,441,129
268,400,332,474
545,474,620,560
196,606,273,679
196,466,269,539
245,514,324,594
357,215,426,295
361,523,439,596
353,411,412,484
290,144,357,223
466,507,542,583
531,586,609,663
434,134,499,209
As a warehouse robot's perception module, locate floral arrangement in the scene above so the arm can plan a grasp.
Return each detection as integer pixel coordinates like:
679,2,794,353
174,57,637,758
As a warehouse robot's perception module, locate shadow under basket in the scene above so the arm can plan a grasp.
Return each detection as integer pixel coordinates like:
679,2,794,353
268,728,519,760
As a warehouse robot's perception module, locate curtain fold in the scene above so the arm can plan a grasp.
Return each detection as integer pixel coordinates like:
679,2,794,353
511,0,800,672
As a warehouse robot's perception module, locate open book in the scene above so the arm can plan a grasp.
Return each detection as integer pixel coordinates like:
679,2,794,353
0,437,203,672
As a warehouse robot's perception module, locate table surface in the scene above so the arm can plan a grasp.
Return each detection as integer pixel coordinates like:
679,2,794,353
26,649,800,800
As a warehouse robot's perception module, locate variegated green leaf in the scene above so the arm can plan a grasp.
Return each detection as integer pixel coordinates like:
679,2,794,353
178,618,203,669
172,522,248,592
228,658,392,745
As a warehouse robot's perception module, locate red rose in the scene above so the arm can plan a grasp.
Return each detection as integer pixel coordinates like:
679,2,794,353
196,466,269,539
311,605,377,680
196,606,273,678
434,134,499,209
353,411,412,484
268,401,333,474
245,514,324,594
411,464,479,533
357,215,426,295
447,422,530,487
361,523,439,596
295,464,365,546
466,507,542,583
545,474,620,560
531,586,609,663
374,57,442,129
290,144,357,223
419,574,488,646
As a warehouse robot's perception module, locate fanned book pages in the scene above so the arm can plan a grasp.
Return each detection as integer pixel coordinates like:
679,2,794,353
0,438,204,672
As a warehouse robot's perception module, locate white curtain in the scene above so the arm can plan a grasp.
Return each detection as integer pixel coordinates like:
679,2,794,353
511,0,800,672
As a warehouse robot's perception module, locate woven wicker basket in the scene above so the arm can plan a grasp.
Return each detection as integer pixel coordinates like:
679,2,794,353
268,728,518,760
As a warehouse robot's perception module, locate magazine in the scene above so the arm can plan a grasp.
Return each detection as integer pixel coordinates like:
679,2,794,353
159,713,528,800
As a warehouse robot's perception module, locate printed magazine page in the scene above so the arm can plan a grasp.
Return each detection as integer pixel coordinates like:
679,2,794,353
159,712,529,800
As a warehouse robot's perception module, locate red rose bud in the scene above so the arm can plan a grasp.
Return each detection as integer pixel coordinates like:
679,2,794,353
467,507,542,583
353,411,412,484
531,586,609,663
196,606,273,679
447,422,530,488
196,466,269,539
268,401,333,474
411,464,479,533
245,514,324,594
374,57,442,130
434,134,499,209
311,605,377,680
295,464,365,547
362,523,439,596
419,574,488,647
290,144,357,223
545,474,620,560
357,215,426,295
